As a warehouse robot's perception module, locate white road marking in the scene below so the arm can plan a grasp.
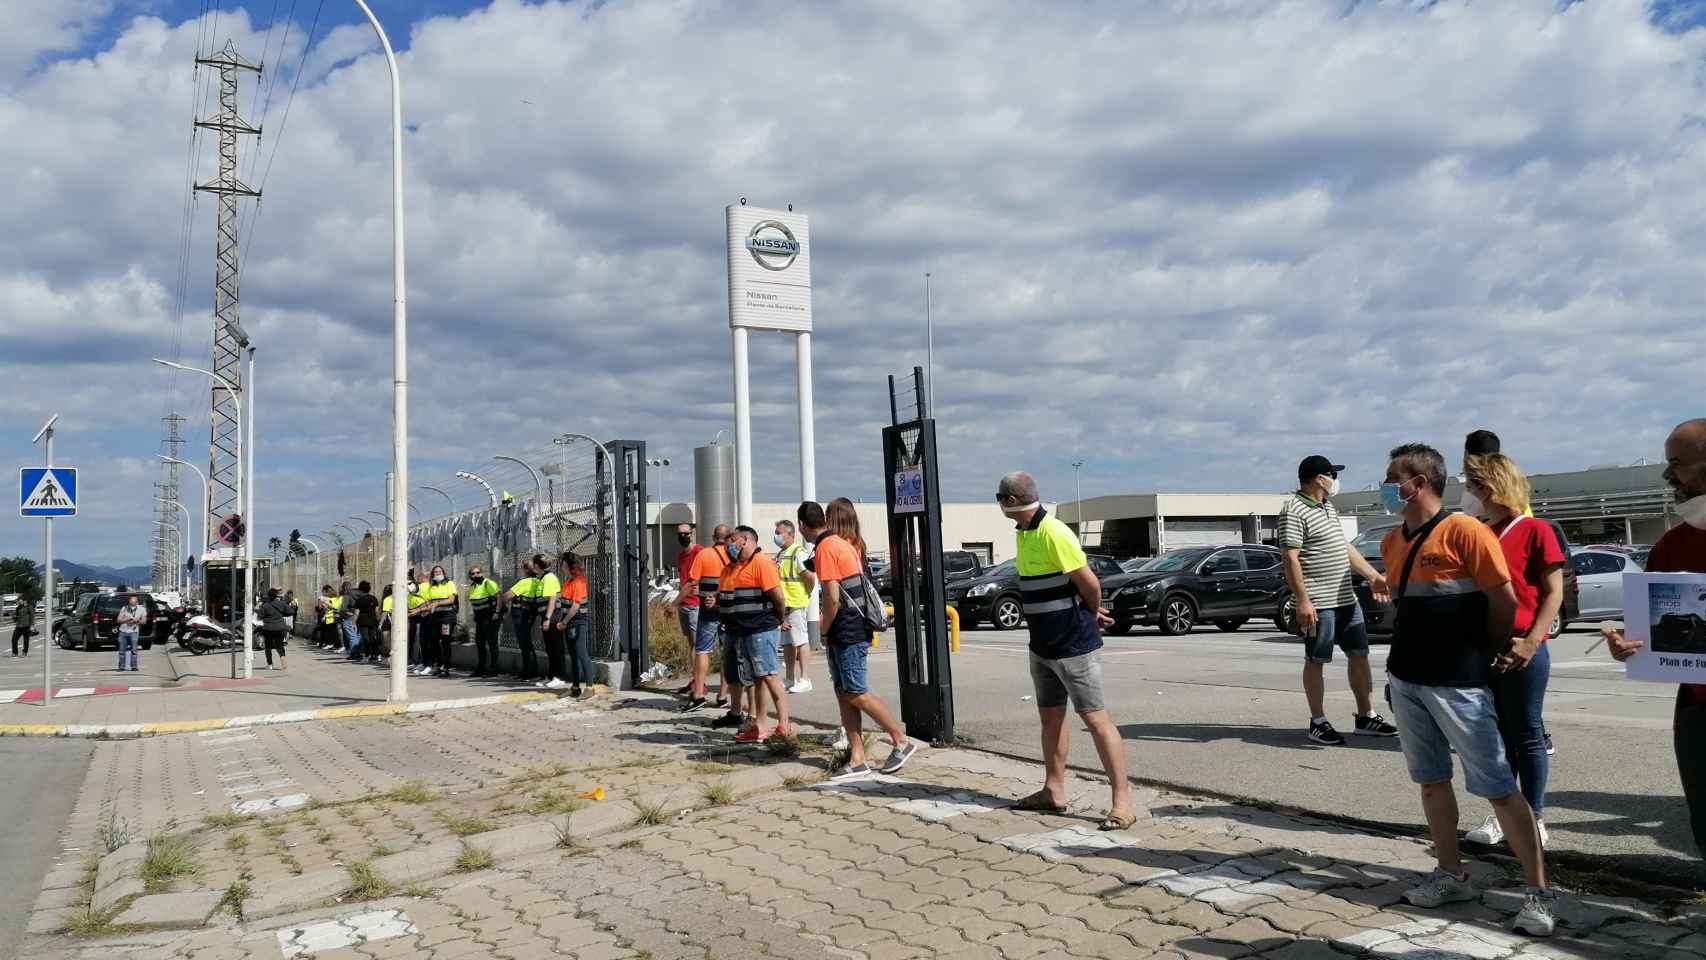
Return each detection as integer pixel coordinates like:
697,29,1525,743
887,791,1005,822
233,792,309,815
278,909,418,957
224,779,295,797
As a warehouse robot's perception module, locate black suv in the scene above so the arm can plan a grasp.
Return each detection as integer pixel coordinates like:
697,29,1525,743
56,593,164,651
950,555,1125,630
1104,545,1290,636
875,550,985,598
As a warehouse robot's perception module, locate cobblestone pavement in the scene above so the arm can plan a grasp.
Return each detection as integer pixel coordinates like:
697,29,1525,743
25,692,1706,960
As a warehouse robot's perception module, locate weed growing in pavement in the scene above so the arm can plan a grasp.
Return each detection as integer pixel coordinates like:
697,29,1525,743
345,861,395,901
139,830,199,893
617,838,642,850
510,763,570,785
403,883,434,898
96,807,133,853
305,797,326,811
632,798,671,827
218,879,252,919
552,817,583,851
491,800,517,815
530,790,583,816
369,842,397,858
314,828,336,845
454,842,495,872
260,821,288,839
688,762,737,774
765,733,801,758
781,773,820,788
281,854,303,875
224,833,250,853
203,811,253,829
440,814,496,837
61,903,120,938
617,756,670,770
702,780,735,806
646,603,688,676
388,781,433,804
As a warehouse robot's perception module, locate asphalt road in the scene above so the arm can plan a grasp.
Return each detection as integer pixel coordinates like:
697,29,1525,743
783,620,1703,886
0,737,95,955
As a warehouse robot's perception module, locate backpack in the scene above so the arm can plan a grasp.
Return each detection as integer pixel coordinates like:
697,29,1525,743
844,562,892,632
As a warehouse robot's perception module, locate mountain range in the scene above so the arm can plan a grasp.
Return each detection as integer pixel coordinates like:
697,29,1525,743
35,561,154,587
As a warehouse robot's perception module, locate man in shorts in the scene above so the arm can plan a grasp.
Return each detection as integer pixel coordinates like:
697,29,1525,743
673,523,702,688
719,526,794,742
997,471,1134,830
681,524,730,714
775,519,816,692
1278,454,1398,745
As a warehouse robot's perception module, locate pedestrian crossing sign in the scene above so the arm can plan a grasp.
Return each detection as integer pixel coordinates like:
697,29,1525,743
19,467,77,517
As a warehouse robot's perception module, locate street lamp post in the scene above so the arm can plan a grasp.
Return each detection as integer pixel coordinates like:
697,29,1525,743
157,498,195,597
159,455,209,601
153,522,181,590
494,455,543,548
925,272,934,416
1071,459,1085,531
353,0,410,703
454,471,498,509
418,485,455,515
646,458,670,576
154,358,246,678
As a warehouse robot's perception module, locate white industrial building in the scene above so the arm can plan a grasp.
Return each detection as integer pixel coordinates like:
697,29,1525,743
1051,493,1295,557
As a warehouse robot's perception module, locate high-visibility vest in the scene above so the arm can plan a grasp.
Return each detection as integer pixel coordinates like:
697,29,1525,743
468,578,500,619
778,542,809,608
425,580,457,615
324,596,341,625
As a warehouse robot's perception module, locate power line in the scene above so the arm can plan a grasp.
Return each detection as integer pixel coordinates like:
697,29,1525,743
240,0,325,276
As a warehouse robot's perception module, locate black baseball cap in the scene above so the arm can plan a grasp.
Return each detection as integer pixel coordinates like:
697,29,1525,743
1297,455,1344,482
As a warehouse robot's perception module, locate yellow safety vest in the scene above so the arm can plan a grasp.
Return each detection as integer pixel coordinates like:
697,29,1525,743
778,543,810,608
325,596,341,624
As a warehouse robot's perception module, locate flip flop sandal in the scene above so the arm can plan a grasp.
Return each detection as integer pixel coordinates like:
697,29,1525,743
1099,809,1138,832
1011,791,1069,814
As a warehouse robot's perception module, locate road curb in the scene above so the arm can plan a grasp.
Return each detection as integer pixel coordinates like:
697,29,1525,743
0,690,561,740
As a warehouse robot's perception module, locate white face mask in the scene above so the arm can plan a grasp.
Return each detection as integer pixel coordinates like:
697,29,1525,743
1325,476,1341,497
1680,493,1706,530
1460,489,1486,518
1000,500,1040,517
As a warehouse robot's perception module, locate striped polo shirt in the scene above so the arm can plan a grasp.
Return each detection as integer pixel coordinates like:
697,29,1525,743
689,546,728,622
718,551,782,634
1379,512,1511,687
1275,493,1355,608
1015,509,1103,660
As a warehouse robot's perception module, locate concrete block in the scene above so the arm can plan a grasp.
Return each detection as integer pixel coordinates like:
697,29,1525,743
114,890,223,928
26,907,77,935
372,843,462,885
596,660,629,689
93,876,145,914
567,800,639,840
477,822,562,861
97,839,148,891
245,868,350,920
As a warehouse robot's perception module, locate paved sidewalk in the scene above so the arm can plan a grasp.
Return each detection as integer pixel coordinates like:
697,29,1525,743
22,691,1706,960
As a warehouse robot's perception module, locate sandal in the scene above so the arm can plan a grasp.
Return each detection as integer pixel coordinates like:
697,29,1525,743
1011,791,1068,814
1099,809,1138,832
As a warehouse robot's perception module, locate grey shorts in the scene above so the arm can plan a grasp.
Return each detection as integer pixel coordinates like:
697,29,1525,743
1028,651,1106,714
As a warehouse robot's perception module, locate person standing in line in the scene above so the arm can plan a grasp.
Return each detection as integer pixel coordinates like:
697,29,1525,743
259,587,292,671
541,553,576,690
501,557,545,681
806,499,916,779
721,526,794,742
1600,418,1706,857
1461,453,1565,850
116,595,147,673
317,585,339,649
1376,443,1553,935
996,473,1133,829
354,581,381,664
418,565,459,677
11,591,34,657
775,519,816,693
466,564,502,677
339,580,361,654
555,554,594,697
340,581,371,661
1277,455,1398,745
681,524,732,715
673,523,703,695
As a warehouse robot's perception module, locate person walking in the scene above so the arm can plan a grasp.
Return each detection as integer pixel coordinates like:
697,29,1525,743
259,587,292,670
775,519,817,693
553,554,594,696
1376,443,1553,935
1461,452,1565,850
720,526,794,742
115,594,147,673
804,499,916,780
418,565,459,677
1600,418,1706,856
673,523,703,694
466,564,502,677
11,592,34,657
682,524,732,715
1277,454,1398,745
995,473,1133,829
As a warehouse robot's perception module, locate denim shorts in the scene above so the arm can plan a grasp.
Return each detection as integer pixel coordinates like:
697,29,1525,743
693,613,721,655
1388,676,1519,798
678,604,699,643
826,641,871,695
735,629,781,685
1305,601,1369,664
1029,651,1106,713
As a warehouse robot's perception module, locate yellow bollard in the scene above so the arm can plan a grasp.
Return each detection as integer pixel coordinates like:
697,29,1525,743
882,603,960,652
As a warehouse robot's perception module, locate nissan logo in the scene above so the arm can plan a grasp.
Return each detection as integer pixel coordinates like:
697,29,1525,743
745,220,801,271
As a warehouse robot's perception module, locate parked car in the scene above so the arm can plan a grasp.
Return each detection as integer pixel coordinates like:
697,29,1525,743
874,550,987,598
55,593,167,651
1349,516,1580,637
1103,545,1291,636
1570,547,1643,620
950,554,1125,630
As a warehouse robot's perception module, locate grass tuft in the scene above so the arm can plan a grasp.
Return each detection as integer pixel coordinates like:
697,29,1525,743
632,798,671,827
454,842,495,873
387,781,433,804
139,831,199,893
403,882,434,898
369,842,397,859
765,733,801,758
96,808,133,854
781,773,821,788
441,814,496,837
702,780,736,806
345,860,395,901
552,816,582,850
218,879,251,919
530,790,584,816
260,821,288,839
203,811,253,829
61,904,120,938
224,833,250,853
688,762,737,774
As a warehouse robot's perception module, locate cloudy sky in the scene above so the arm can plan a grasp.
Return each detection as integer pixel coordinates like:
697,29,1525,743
3,0,1706,568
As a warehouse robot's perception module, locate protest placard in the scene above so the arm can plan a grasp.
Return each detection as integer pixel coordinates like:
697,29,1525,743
1623,571,1706,683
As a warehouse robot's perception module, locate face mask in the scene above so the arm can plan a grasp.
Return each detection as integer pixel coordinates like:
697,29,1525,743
678,533,692,546
1325,476,1341,497
1460,489,1486,518
1680,493,1706,530
727,543,742,562
1378,480,1412,514
469,573,482,582
773,534,786,548
1000,500,1040,517
432,575,444,583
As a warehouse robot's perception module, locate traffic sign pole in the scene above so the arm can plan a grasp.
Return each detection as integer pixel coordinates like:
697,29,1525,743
32,417,58,707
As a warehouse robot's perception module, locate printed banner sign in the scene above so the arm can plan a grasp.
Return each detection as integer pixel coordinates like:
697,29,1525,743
893,466,925,514
1622,572,1706,684
726,204,813,332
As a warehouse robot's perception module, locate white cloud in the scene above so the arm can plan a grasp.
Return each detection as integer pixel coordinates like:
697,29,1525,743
3,0,1706,566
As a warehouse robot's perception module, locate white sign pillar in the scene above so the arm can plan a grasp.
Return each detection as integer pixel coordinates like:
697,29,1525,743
726,203,814,522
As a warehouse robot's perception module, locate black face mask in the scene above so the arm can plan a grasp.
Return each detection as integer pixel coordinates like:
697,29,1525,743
677,533,693,546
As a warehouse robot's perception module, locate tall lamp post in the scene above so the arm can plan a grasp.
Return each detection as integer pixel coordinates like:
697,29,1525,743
418,485,455,515
154,358,247,678
353,0,409,703
454,471,498,509
1071,459,1085,531
646,458,670,576
157,498,195,597
494,454,543,548
159,455,209,600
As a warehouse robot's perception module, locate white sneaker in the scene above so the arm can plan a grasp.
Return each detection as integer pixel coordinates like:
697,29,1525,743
545,678,568,690
1466,814,1504,845
1403,868,1477,908
1513,889,1556,937
788,678,814,694
831,728,850,751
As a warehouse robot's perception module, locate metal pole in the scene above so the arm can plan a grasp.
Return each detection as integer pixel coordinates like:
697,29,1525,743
160,455,209,603
353,0,410,703
732,326,753,526
34,416,57,705
243,347,255,679
796,331,816,503
419,485,455,514
1072,460,1085,529
924,272,934,417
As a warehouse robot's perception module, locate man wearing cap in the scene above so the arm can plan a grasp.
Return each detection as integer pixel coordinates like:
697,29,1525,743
1278,455,1398,745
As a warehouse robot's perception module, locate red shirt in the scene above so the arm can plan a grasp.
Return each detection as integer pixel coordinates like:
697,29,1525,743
1644,522,1706,707
1491,516,1565,638
676,544,704,607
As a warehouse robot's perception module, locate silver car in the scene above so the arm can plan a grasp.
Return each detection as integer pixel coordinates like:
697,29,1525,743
1569,547,1644,620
